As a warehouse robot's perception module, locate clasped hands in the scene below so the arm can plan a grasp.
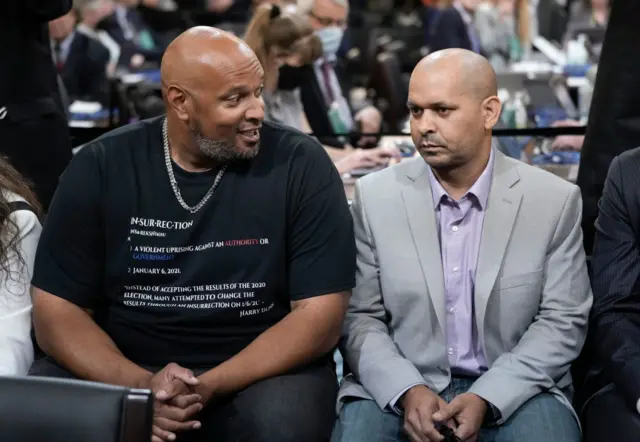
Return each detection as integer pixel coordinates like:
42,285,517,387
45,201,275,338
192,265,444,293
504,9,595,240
140,363,213,442
402,385,487,442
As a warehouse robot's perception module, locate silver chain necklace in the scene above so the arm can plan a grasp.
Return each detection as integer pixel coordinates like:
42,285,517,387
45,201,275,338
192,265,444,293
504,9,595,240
162,118,227,214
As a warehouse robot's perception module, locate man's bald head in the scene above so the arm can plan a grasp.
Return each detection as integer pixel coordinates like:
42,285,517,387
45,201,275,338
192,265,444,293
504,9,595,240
161,26,265,167
161,26,259,96
407,49,502,175
411,48,497,101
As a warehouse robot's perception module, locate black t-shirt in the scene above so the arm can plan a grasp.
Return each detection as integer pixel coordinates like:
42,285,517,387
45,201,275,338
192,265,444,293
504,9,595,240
33,116,355,368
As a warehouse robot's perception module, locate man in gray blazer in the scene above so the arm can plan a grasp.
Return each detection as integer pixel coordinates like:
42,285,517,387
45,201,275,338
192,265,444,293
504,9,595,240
332,49,592,442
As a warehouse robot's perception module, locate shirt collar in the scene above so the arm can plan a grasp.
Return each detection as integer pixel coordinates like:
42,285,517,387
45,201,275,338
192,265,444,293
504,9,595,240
115,4,128,20
314,56,336,68
51,31,76,59
77,24,97,38
428,148,495,210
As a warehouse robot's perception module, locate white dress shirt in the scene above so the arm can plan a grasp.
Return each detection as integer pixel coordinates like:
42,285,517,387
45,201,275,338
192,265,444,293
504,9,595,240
0,193,42,376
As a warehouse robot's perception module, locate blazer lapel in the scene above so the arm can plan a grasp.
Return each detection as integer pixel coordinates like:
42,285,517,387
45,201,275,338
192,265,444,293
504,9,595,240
474,152,522,351
401,159,446,333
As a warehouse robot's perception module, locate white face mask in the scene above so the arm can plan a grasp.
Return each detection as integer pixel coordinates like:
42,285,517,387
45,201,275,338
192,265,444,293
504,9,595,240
315,26,344,59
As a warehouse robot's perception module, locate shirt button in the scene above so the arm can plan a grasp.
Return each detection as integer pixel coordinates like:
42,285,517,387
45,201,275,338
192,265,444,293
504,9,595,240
452,225,459,232
449,307,455,313
448,348,454,355
452,266,459,272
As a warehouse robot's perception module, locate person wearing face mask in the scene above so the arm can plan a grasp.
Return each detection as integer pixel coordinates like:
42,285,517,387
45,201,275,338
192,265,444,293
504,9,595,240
244,3,400,175
244,3,323,129
296,0,386,153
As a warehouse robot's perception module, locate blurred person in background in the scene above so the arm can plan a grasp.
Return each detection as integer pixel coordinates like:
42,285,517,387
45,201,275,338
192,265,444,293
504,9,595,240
0,157,43,375
245,3,399,174
563,0,609,45
204,0,252,23
73,0,122,76
297,0,386,151
73,0,121,75
429,0,483,53
0,1,73,211
475,0,520,70
49,1,114,105
550,119,585,151
140,0,177,9
99,0,164,68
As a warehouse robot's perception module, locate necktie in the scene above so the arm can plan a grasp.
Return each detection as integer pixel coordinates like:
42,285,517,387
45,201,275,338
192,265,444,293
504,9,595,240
468,25,481,54
320,59,336,105
54,42,63,72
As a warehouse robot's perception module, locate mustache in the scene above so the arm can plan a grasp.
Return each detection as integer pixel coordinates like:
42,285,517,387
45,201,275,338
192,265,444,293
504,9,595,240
419,135,447,146
236,118,262,132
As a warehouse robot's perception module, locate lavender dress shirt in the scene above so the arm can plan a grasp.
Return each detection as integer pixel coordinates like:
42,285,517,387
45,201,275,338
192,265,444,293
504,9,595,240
388,150,495,413
428,150,494,376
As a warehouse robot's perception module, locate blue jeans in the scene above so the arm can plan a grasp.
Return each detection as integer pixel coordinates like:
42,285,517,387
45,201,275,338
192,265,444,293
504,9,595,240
334,350,344,382
331,377,581,442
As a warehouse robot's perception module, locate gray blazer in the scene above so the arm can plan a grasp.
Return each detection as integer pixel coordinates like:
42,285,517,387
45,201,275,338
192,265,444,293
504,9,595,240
338,151,593,423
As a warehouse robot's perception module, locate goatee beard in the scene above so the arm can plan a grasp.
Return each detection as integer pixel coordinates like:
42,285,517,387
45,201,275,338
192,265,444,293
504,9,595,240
190,122,260,162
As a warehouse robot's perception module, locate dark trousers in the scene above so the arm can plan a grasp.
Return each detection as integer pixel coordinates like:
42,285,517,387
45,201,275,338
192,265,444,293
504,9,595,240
582,383,640,442
30,356,338,442
0,110,71,210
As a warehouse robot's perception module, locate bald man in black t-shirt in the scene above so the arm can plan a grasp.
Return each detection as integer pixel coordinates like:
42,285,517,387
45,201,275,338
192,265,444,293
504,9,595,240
30,26,355,442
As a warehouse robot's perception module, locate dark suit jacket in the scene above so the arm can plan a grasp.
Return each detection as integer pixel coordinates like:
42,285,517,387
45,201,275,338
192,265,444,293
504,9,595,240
61,32,111,105
589,146,640,411
0,0,71,116
100,8,163,66
297,65,342,148
429,7,473,52
0,0,73,210
297,62,367,148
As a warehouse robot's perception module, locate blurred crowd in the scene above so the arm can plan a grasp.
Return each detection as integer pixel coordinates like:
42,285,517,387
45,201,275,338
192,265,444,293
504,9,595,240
46,0,608,173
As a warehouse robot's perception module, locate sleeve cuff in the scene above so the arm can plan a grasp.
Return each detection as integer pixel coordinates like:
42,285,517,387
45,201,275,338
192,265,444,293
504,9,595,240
484,400,503,427
388,383,427,415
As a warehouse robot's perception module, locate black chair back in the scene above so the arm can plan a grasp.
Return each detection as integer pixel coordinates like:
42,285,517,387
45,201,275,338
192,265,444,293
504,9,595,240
0,376,153,442
369,51,409,133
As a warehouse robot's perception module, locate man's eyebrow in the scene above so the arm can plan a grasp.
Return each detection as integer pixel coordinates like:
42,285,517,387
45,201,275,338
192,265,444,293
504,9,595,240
220,82,265,97
408,100,457,108
219,86,248,98
429,101,454,108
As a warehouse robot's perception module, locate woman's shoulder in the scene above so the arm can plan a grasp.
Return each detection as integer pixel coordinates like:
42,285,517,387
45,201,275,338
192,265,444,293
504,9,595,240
3,191,26,205
1,192,40,232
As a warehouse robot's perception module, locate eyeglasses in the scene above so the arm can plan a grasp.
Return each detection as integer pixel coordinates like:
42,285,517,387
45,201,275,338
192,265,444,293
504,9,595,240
309,11,347,28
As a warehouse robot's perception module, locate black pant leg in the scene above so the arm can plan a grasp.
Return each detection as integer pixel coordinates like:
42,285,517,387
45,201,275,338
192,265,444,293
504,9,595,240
28,356,78,379
184,360,338,442
583,383,640,442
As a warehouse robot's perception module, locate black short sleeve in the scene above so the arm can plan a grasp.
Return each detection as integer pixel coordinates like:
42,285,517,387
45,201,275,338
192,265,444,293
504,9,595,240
286,134,356,300
32,143,105,309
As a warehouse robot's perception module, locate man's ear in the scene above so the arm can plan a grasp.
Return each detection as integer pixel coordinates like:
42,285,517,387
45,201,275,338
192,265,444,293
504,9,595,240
166,86,189,122
482,96,502,130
